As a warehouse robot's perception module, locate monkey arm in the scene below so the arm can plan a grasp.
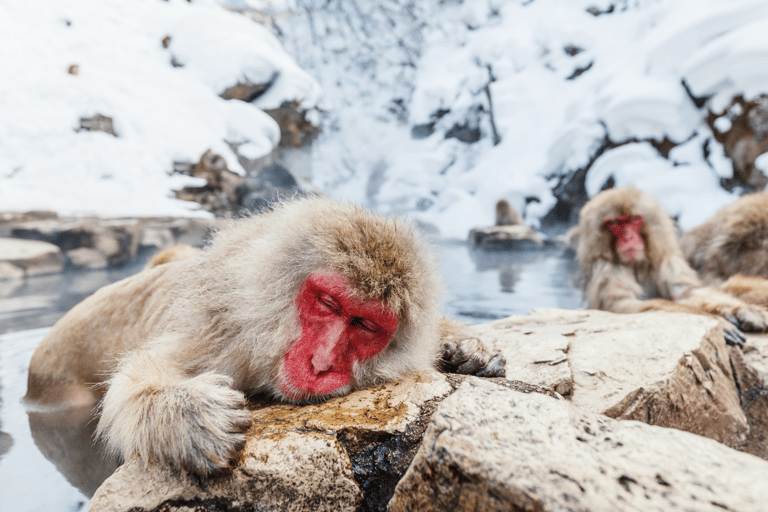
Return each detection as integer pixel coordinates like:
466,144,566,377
679,286,768,334
96,336,252,475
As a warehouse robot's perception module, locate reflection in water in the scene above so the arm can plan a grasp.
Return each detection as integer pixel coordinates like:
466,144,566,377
0,242,583,512
28,406,120,498
438,241,583,323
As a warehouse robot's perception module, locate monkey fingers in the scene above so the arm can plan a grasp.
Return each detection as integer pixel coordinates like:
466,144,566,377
722,324,746,348
441,337,507,377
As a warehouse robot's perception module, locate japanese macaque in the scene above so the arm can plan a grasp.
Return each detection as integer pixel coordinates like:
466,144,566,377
495,199,524,226
682,191,768,284
681,191,768,307
24,197,504,476
568,186,768,346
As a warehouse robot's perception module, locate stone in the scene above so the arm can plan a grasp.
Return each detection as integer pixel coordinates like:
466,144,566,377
65,247,108,270
731,333,768,459
89,372,457,512
388,377,768,512
468,224,548,250
467,308,750,452
0,237,63,279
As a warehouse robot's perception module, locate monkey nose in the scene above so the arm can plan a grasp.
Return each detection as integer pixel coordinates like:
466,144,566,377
310,352,335,375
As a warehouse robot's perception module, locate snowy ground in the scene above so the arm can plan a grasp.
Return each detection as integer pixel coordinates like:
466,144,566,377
2,0,768,239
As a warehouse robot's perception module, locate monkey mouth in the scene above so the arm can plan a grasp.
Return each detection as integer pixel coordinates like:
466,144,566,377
278,357,353,403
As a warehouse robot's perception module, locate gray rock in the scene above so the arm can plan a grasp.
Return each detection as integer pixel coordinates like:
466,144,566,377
0,237,63,279
389,377,768,512
468,309,750,453
468,224,548,250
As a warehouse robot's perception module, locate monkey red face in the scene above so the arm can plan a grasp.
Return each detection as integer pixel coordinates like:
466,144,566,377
279,271,398,402
604,214,645,262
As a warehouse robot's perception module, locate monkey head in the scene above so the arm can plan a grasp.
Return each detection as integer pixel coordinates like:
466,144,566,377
279,270,399,402
604,213,645,263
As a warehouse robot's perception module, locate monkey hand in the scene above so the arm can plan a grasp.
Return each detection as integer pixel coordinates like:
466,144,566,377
441,337,506,378
715,318,747,348
98,366,252,476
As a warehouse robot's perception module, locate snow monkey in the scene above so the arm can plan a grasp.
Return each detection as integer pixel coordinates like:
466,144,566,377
495,198,524,226
568,186,768,346
25,196,505,476
681,192,768,306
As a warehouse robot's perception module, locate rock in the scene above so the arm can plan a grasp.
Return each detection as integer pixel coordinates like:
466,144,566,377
0,238,63,279
731,333,768,459
388,377,768,512
65,247,108,270
89,373,453,512
11,218,142,268
220,73,278,102
263,100,321,148
468,309,750,453
468,224,548,250
708,95,768,191
173,149,246,217
89,372,556,511
77,114,116,137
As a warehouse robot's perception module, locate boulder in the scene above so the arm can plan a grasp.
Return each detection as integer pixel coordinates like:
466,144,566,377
388,377,768,512
10,218,142,267
468,224,548,251
88,372,556,512
89,373,451,512
468,309,751,453
731,333,768,459
0,237,63,279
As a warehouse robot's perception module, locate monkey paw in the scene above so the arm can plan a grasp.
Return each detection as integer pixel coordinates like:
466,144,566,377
441,337,506,378
99,371,252,476
724,304,768,334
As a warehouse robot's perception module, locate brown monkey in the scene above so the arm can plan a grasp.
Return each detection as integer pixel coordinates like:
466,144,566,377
568,186,768,346
495,199,524,226
25,196,504,475
682,191,768,284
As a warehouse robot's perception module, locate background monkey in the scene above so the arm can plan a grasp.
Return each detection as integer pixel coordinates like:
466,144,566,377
25,196,504,476
568,186,768,346
681,191,768,307
495,198,524,226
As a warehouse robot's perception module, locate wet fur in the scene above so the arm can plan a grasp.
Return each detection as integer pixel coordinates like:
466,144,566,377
568,187,768,335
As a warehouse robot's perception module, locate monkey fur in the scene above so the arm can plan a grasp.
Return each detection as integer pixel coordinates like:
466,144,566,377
682,191,768,284
568,186,768,346
495,199,524,226
25,196,504,476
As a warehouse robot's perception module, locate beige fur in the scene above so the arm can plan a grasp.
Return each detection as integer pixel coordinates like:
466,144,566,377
25,196,502,475
495,199,524,226
682,191,768,284
568,187,768,338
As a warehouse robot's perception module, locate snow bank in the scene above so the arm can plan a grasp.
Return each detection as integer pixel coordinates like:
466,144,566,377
0,0,319,217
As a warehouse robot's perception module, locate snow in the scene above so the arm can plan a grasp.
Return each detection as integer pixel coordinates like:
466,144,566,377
2,0,768,235
0,0,318,217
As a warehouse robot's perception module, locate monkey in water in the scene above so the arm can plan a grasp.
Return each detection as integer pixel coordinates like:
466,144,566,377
568,186,768,346
495,199,524,226
25,197,505,475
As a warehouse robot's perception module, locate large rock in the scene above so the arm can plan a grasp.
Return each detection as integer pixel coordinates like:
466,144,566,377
89,373,450,512
468,224,548,250
88,373,556,512
468,309,751,453
389,377,768,512
4,214,219,271
731,333,768,459
0,237,63,279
